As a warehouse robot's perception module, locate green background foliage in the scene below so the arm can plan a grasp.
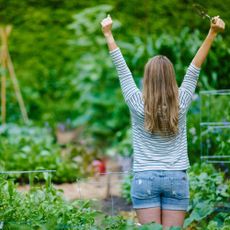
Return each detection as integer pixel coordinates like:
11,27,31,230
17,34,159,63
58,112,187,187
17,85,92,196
0,0,229,159
0,0,229,122
0,1,229,228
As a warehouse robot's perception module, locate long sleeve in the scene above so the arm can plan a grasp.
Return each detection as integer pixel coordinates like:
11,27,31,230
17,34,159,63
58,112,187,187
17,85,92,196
179,63,201,111
110,48,141,110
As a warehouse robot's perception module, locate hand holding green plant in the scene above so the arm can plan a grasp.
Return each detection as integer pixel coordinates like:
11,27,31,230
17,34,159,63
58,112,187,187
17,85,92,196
210,16,225,35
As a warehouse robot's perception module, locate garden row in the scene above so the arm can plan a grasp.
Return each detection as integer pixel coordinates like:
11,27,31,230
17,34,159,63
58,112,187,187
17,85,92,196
0,124,98,183
0,162,229,229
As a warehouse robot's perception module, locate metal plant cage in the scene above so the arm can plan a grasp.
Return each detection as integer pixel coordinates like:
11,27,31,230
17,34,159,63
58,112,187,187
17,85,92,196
200,89,230,164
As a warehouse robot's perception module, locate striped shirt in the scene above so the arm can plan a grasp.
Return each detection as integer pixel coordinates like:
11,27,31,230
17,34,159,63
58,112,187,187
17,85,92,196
110,48,200,172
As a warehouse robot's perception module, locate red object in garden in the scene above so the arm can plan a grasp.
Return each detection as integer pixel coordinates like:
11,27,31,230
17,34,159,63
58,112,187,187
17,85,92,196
92,159,106,175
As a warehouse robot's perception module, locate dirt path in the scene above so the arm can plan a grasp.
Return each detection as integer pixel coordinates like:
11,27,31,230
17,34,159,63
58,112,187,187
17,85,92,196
54,172,122,200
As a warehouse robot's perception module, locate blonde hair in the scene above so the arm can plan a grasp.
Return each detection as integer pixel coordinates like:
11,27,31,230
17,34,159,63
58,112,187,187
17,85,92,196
143,55,179,136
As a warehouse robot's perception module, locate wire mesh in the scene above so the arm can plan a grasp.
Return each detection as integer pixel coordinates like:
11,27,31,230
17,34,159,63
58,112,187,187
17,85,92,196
0,170,56,174
200,90,230,164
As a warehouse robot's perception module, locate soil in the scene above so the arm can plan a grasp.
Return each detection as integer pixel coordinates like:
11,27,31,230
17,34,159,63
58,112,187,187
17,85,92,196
100,195,133,215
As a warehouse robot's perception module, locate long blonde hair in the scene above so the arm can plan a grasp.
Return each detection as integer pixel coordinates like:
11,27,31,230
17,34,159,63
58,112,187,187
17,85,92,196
143,55,179,136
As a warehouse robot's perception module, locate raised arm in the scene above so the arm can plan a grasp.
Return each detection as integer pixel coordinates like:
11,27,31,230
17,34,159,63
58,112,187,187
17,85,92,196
179,16,225,111
101,15,141,109
192,16,225,68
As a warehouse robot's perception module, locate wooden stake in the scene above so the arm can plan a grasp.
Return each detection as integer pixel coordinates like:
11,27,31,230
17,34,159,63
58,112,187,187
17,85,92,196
0,27,8,125
7,50,29,123
105,173,111,199
0,25,29,124
0,58,6,125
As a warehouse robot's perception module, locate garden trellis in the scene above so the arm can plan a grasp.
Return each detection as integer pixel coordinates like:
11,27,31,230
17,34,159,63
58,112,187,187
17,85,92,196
200,89,230,164
0,25,28,124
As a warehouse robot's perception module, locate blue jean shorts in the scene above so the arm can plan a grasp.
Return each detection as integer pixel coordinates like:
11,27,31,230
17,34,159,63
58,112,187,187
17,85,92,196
130,170,190,211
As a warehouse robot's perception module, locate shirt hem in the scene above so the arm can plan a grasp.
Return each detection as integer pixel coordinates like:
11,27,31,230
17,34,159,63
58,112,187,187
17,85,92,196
132,166,190,172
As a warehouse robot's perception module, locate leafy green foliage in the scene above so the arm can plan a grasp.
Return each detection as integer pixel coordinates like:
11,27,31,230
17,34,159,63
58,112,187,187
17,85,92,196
0,2,229,229
0,124,98,183
0,175,183,229
121,173,132,204
67,5,130,150
201,93,230,123
184,163,230,229
107,128,133,157
0,175,99,229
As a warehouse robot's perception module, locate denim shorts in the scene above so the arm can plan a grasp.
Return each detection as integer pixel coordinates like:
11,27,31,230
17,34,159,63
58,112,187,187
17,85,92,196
130,170,190,211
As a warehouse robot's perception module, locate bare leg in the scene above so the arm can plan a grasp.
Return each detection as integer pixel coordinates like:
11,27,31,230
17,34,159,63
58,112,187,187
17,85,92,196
162,210,186,229
135,207,161,225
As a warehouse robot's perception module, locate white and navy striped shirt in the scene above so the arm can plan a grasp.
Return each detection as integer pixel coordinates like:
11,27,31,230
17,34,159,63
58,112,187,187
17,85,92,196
110,48,200,172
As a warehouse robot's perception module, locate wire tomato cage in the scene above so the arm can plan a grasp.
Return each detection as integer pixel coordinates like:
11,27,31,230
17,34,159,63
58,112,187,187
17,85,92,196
199,90,230,164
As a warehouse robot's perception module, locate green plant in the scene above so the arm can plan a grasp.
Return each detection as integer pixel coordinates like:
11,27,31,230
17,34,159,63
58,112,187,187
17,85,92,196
0,174,184,229
121,173,132,204
185,163,230,229
0,175,99,229
0,124,98,183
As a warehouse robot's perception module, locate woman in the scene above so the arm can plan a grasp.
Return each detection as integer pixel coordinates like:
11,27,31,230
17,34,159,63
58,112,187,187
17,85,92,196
101,15,225,228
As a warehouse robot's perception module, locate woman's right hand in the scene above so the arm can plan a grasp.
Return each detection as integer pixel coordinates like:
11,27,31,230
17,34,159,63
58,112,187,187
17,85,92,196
101,15,113,36
210,16,225,34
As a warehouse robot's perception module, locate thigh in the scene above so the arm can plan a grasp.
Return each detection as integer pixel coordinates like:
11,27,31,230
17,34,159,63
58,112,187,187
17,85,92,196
162,209,186,228
161,170,189,228
136,207,161,225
